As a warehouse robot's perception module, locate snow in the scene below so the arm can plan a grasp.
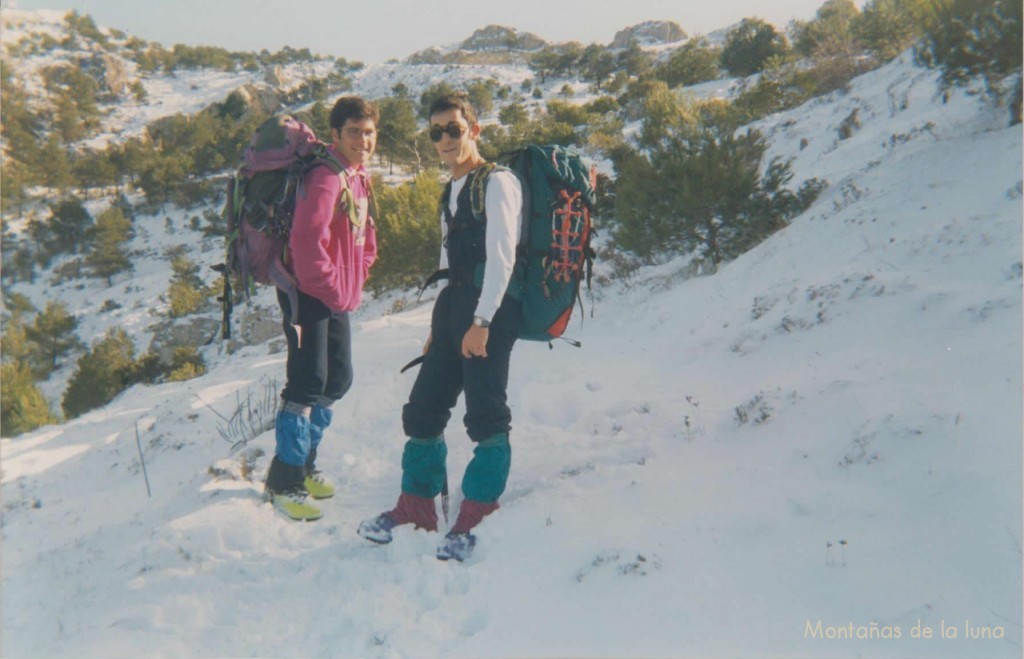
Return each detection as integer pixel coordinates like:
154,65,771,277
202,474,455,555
2,20,1022,659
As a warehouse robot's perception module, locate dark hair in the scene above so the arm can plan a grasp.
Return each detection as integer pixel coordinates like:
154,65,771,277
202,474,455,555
428,92,477,126
329,96,379,129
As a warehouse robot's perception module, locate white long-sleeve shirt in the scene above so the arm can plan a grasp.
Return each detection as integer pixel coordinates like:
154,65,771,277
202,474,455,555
439,169,523,322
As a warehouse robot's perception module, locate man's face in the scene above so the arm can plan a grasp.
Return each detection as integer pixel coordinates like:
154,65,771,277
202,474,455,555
429,108,479,173
332,117,377,166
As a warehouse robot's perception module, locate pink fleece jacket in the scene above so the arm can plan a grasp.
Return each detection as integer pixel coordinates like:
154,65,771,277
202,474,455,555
287,150,377,312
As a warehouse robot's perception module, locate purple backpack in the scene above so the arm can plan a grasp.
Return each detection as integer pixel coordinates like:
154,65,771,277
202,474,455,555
217,115,348,338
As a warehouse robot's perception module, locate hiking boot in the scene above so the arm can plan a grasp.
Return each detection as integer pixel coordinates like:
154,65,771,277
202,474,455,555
436,532,476,562
357,514,400,544
269,488,322,522
265,456,320,521
304,470,336,499
302,446,335,499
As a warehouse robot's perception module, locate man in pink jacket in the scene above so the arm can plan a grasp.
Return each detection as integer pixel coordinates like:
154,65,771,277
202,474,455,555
264,97,379,521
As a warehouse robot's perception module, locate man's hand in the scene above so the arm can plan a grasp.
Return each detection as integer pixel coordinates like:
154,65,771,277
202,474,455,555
423,331,432,355
461,325,489,358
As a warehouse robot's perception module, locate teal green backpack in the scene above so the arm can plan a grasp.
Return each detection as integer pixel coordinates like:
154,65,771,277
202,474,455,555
403,144,597,372
470,144,597,344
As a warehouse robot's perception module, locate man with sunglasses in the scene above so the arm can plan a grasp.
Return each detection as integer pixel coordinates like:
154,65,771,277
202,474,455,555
359,93,523,561
264,96,379,521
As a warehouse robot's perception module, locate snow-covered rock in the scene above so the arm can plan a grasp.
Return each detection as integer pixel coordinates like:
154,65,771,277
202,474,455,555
611,20,688,48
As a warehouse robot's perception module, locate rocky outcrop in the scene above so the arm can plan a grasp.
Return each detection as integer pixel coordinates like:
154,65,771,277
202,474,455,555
147,302,284,362
226,305,285,354
406,24,547,64
146,114,183,145
147,82,280,143
460,25,546,52
406,47,447,65
264,65,287,88
228,83,282,118
148,317,222,367
611,21,687,48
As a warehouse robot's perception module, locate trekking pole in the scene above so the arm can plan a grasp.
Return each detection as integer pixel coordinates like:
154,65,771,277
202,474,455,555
211,263,232,340
441,478,449,524
134,422,152,498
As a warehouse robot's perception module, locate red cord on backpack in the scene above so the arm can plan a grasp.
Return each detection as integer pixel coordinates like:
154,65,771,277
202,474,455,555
551,190,585,283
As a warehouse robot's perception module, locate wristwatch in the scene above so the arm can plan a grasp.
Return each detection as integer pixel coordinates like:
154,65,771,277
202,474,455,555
472,316,491,329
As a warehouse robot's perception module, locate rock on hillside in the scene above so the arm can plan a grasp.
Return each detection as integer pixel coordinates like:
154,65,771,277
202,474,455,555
460,24,547,52
611,20,687,48
405,24,549,65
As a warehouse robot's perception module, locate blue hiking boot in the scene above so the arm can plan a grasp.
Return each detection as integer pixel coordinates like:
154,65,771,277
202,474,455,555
357,514,400,544
436,531,476,562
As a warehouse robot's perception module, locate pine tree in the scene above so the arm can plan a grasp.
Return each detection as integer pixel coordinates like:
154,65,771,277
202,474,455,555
62,327,138,420
915,0,1022,115
64,11,109,49
167,254,211,317
1,293,36,364
419,81,457,119
39,137,75,192
26,216,54,267
529,47,561,83
137,151,191,209
109,137,150,191
499,103,529,127
376,97,419,172
632,81,690,146
25,300,83,376
166,346,207,382
301,101,332,142
1,318,31,364
1,362,57,437
10,248,37,284
86,205,133,285
1,159,31,218
854,0,930,61
1,67,44,160
54,93,86,144
72,149,118,198
368,171,443,293
721,18,791,77
613,119,823,265
792,0,862,58
655,38,722,89
580,44,617,91
48,197,92,255
466,80,496,117
617,41,655,79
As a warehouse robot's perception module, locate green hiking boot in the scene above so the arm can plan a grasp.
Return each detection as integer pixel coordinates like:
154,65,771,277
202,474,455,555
270,489,322,521
266,456,322,521
304,471,336,499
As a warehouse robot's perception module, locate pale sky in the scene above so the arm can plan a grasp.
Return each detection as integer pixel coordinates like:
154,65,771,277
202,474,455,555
6,0,834,65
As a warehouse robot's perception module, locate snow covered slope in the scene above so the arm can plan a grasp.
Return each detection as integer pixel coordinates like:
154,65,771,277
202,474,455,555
2,54,1021,659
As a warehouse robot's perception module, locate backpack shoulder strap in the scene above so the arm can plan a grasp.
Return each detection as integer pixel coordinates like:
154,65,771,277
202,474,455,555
309,143,345,174
468,162,501,221
438,179,455,225
469,161,528,248
301,144,357,212
336,169,355,214
365,174,378,225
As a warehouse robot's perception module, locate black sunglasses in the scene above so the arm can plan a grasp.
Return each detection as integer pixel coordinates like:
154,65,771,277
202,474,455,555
429,122,468,143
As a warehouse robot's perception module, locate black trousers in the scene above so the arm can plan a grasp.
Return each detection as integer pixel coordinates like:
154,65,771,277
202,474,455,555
277,288,353,408
403,284,521,442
